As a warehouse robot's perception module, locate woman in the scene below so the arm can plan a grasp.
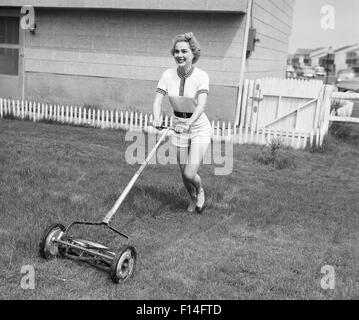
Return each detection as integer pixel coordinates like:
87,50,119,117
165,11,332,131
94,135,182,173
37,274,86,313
152,32,212,214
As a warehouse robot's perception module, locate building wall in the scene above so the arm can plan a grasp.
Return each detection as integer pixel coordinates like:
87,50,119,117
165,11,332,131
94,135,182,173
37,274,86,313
24,9,245,120
245,0,295,79
8,1,295,121
1,0,248,12
335,51,349,73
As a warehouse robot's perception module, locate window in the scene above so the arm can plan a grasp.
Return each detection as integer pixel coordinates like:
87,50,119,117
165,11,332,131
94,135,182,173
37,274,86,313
0,17,19,76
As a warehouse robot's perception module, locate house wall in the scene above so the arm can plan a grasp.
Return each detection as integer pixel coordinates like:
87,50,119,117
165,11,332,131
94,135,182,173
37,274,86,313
0,0,247,12
2,1,295,121
23,8,246,120
245,0,295,79
335,51,349,73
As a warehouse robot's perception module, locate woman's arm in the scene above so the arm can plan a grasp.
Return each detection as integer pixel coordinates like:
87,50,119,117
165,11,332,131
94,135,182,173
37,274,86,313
188,93,208,126
153,92,164,126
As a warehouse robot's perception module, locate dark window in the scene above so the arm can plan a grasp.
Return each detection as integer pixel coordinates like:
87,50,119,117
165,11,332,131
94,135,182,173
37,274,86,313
0,17,19,75
0,48,19,75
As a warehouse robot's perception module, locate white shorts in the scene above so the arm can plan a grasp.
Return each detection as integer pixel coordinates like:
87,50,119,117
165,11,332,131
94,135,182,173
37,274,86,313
171,113,212,148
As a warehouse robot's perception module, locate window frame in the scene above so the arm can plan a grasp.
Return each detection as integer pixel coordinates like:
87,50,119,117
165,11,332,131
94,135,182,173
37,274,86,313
0,9,22,78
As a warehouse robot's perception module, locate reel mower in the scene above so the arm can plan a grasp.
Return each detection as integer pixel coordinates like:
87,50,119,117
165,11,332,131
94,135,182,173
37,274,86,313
39,127,172,283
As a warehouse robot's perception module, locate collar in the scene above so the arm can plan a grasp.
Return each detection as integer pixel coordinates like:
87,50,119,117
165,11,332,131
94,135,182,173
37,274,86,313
177,66,195,79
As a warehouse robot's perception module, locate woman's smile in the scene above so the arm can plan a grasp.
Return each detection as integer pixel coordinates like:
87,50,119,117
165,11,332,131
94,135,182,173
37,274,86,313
174,41,194,70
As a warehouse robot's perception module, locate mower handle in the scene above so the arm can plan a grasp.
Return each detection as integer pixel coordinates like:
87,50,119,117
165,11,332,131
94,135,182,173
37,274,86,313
155,125,188,134
102,127,171,224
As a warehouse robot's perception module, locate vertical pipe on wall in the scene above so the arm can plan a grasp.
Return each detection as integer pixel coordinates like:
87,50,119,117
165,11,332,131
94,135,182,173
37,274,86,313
234,0,253,127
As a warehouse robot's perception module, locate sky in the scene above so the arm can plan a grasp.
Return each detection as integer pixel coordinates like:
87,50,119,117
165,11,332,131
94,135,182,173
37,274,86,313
288,0,359,53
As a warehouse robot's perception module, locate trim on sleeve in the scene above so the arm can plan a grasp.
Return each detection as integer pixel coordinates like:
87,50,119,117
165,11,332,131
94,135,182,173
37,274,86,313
197,89,209,96
156,88,167,96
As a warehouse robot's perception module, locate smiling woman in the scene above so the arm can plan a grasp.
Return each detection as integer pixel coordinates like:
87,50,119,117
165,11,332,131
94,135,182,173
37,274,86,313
152,32,212,214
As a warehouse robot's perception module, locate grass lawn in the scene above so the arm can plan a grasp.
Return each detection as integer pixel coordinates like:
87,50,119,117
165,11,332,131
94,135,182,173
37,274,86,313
0,119,358,300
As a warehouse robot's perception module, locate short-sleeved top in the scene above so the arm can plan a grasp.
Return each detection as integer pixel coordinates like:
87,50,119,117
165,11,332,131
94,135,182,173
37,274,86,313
156,67,209,102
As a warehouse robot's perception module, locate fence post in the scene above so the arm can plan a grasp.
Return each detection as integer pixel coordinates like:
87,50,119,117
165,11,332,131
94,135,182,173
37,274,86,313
60,105,64,123
28,101,32,120
41,103,45,120
110,110,114,129
89,109,93,127
139,113,143,130
12,100,16,117
216,121,220,139
129,111,134,131
144,113,148,131
226,121,232,142
322,85,334,136
96,109,100,127
74,106,78,125
315,128,320,148
115,110,119,129
101,110,104,129
16,100,20,118
71,105,74,124
3,99,6,116
302,134,308,149
105,109,109,128
238,124,243,144
25,100,28,119
296,133,301,149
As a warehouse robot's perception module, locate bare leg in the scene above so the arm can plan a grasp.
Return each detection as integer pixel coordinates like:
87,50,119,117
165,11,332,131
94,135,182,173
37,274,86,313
183,143,210,212
177,146,196,199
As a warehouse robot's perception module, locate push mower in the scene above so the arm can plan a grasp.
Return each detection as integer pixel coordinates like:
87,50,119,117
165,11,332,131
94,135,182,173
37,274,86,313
39,126,172,283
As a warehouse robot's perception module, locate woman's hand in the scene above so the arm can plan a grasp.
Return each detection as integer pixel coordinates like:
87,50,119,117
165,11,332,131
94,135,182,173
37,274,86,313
152,118,163,129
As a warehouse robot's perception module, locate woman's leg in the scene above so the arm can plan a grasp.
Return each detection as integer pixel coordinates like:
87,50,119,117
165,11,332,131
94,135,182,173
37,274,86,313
183,142,210,212
177,146,197,199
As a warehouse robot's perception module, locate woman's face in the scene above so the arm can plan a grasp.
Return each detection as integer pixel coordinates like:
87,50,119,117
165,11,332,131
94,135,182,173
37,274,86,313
173,41,194,69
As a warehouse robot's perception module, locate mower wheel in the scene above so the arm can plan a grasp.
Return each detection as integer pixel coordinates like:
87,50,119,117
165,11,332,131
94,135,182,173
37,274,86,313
110,245,137,283
39,223,66,259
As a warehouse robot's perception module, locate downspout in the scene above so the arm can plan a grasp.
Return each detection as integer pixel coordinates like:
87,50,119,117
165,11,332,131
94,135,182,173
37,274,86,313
21,31,25,101
234,0,253,126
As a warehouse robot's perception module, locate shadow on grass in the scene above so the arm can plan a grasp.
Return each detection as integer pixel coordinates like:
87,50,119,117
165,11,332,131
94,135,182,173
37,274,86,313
103,184,187,219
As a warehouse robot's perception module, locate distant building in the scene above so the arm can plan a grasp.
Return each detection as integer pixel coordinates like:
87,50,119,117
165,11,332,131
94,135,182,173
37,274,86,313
290,49,312,69
310,47,330,68
288,46,337,75
0,0,295,121
346,47,359,69
334,44,359,73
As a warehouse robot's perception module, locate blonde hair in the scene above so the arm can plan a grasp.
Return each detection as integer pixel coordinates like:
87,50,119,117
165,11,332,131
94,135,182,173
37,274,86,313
170,32,201,64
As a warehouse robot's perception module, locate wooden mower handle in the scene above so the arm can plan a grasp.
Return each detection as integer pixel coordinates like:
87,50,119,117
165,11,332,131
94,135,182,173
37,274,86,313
102,127,171,224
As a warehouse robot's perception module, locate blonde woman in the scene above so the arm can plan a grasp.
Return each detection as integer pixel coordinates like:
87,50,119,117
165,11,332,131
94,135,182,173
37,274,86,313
152,32,212,214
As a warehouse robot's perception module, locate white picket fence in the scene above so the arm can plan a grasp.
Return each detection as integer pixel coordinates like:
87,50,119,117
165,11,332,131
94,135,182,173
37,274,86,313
0,97,322,150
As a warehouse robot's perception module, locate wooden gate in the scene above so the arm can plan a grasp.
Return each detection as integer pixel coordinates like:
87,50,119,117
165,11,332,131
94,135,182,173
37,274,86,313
238,78,325,134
